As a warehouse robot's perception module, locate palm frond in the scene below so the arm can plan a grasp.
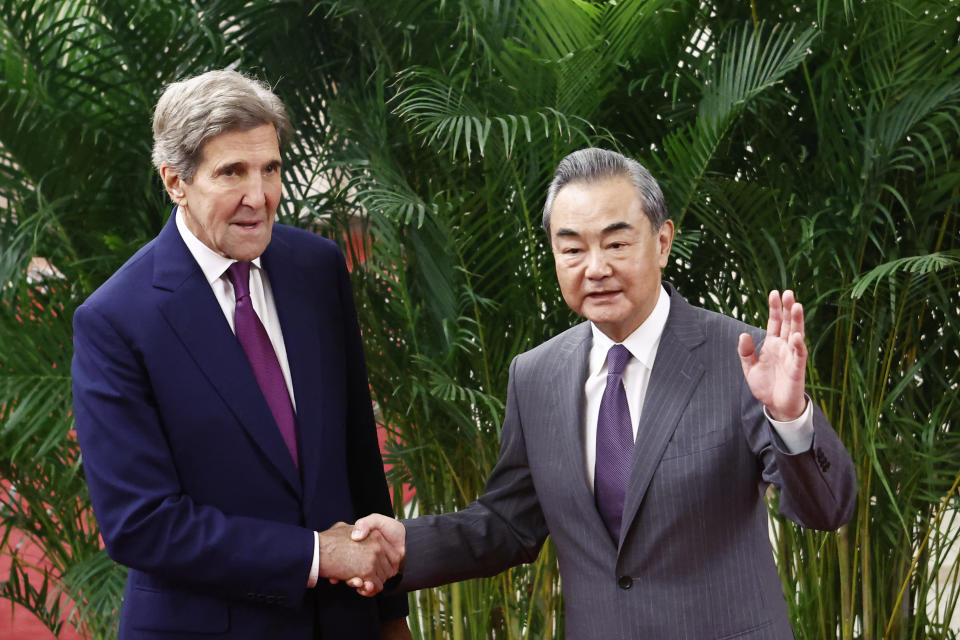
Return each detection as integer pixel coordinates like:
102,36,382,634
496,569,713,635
393,66,597,160
851,250,960,299
660,22,816,225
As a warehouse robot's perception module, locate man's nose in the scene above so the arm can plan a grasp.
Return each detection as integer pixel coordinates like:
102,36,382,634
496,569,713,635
240,174,267,209
584,249,612,279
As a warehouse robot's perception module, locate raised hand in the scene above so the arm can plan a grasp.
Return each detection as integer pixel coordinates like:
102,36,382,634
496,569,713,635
345,514,407,597
317,521,403,596
738,289,808,421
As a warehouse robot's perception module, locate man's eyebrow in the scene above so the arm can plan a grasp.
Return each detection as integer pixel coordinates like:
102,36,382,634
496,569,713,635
215,158,282,172
215,161,246,173
601,221,633,234
554,221,633,238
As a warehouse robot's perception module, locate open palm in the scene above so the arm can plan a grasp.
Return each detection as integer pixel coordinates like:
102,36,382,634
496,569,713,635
738,290,808,422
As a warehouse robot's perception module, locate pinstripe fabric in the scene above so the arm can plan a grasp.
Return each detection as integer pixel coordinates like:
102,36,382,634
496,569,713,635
400,284,857,639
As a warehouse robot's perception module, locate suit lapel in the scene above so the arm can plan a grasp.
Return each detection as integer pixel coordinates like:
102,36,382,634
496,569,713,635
153,215,302,495
618,287,705,549
259,234,330,508
549,324,612,536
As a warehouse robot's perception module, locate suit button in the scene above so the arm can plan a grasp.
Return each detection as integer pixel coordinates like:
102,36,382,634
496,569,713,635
618,576,633,590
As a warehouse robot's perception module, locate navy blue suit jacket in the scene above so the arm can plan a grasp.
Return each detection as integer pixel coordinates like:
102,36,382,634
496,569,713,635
72,213,406,638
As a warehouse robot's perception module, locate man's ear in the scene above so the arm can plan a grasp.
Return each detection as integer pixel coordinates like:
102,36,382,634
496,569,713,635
657,219,675,268
159,165,186,205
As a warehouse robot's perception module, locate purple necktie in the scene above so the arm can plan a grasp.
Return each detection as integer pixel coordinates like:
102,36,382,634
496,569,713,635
226,261,299,468
595,344,633,540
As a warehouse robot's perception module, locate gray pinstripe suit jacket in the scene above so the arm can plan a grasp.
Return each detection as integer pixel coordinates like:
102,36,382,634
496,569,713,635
400,285,856,639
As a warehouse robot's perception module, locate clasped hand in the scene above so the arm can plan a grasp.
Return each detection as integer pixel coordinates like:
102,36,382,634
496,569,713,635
318,515,406,597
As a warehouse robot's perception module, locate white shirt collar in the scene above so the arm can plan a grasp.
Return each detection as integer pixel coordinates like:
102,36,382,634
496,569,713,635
589,284,671,374
175,205,263,283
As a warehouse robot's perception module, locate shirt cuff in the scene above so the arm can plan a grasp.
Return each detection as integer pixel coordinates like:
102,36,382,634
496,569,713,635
307,530,320,588
764,394,814,454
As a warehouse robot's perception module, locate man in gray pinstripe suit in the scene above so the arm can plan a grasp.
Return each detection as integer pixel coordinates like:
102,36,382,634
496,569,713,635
353,148,856,639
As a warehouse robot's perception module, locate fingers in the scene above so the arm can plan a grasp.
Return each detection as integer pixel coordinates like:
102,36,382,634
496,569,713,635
767,289,805,343
337,547,390,596
789,330,807,363
790,295,805,341
349,529,395,589
737,332,756,359
345,577,380,598
351,517,373,542
321,515,407,598
346,528,404,597
317,522,399,592
353,577,383,596
379,537,403,569
369,529,399,580
774,289,806,358
766,290,782,337
738,332,757,378
353,514,406,565
351,513,392,542
354,514,404,542
780,290,796,341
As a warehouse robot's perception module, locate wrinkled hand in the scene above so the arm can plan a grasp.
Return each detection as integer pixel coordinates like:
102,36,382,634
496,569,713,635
346,514,407,597
317,521,402,596
738,289,808,421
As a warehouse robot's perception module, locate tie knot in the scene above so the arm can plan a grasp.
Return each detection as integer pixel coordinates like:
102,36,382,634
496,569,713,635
226,261,252,299
606,344,631,376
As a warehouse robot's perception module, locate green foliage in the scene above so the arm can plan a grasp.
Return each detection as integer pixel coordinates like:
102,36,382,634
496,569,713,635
1,0,958,638
316,1,960,638
0,0,335,636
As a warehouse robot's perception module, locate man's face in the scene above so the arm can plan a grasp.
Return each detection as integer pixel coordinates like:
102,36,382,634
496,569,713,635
550,176,674,343
162,123,282,262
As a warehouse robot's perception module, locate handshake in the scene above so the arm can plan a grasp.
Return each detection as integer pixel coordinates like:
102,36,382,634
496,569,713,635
318,514,405,597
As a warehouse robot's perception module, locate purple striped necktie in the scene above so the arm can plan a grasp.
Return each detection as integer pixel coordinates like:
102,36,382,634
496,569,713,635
226,261,299,468
595,343,633,540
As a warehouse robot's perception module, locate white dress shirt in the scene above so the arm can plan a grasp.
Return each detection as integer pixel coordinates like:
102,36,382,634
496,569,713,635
584,285,814,491
175,209,296,407
175,208,320,587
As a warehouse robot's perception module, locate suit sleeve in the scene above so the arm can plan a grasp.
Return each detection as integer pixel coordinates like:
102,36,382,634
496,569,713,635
72,304,314,607
741,366,857,530
399,356,549,590
334,253,409,621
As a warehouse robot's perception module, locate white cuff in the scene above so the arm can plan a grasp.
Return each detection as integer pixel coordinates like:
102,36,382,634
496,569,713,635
307,530,320,588
764,394,814,454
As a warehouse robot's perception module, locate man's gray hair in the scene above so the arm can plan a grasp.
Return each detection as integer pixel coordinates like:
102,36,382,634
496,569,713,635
151,69,293,182
542,148,668,234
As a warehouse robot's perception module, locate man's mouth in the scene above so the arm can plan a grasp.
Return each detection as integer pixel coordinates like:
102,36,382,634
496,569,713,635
587,291,619,299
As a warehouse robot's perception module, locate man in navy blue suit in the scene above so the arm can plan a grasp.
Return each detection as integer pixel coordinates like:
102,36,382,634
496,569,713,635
72,69,410,639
